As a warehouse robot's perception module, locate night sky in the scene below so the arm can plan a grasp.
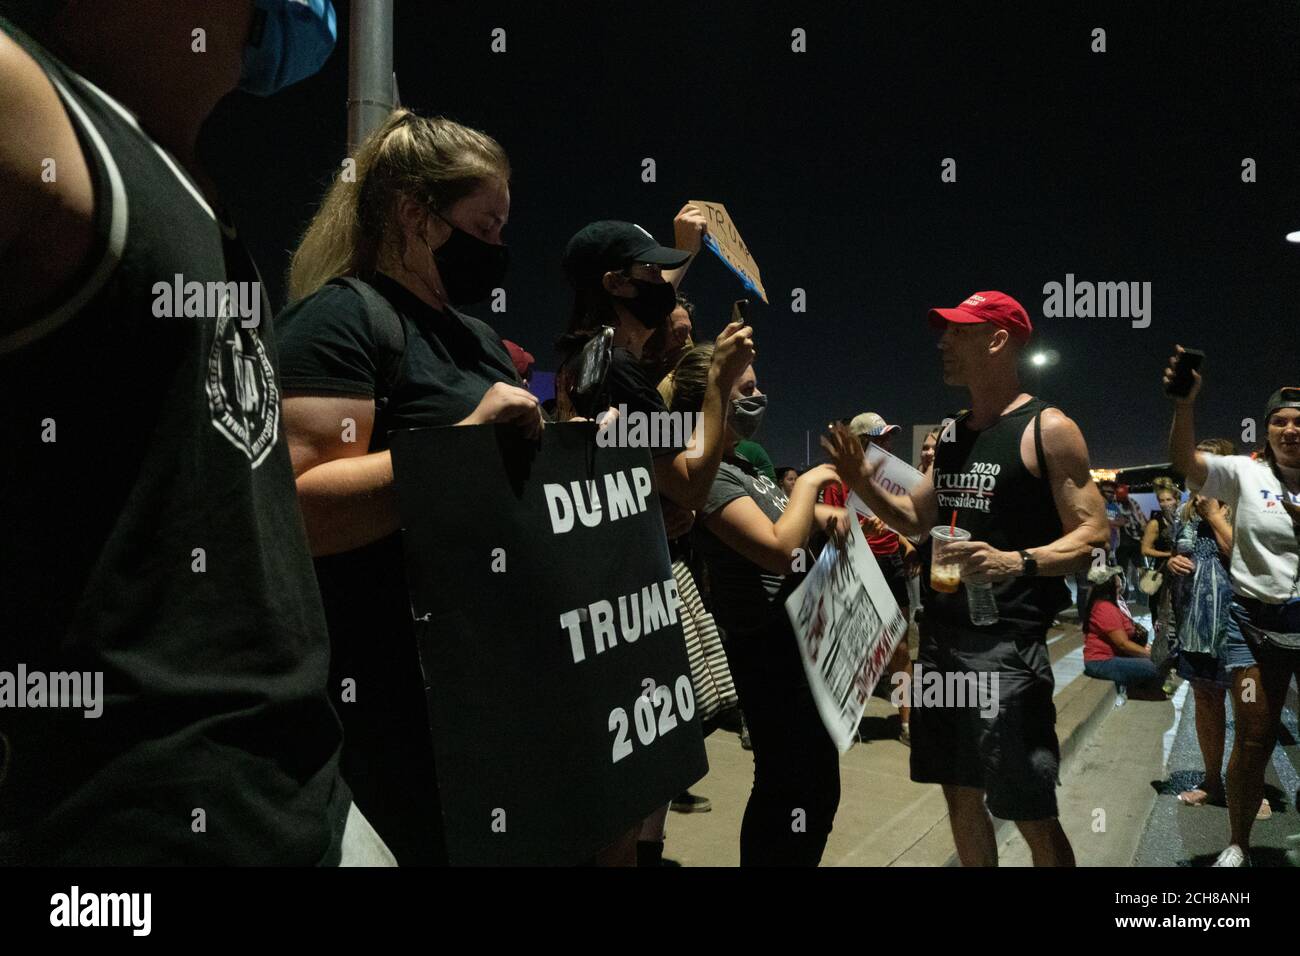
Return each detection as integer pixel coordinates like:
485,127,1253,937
203,0,1300,471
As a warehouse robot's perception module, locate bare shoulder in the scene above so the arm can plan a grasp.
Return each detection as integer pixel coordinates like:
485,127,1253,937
0,30,95,324
1039,407,1087,454
1021,405,1091,478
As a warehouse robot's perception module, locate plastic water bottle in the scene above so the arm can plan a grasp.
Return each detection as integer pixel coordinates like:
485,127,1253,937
966,580,999,626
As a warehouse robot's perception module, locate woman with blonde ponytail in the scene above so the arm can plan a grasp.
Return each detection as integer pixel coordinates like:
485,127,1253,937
275,109,539,865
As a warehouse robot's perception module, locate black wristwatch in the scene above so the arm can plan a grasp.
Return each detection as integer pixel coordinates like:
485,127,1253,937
1018,550,1038,577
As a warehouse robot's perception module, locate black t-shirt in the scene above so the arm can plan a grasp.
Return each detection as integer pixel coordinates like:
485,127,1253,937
277,272,519,444
0,22,348,864
276,272,517,864
606,346,672,422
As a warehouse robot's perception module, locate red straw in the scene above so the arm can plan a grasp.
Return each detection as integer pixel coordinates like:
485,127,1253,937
949,510,957,535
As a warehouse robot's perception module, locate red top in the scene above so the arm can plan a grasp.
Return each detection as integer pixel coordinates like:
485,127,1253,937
1084,598,1135,662
821,481,900,556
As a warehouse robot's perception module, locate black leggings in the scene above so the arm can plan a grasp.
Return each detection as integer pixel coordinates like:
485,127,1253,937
725,625,841,866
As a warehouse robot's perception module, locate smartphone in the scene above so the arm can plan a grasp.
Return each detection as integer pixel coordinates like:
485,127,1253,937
731,298,750,327
1165,348,1205,399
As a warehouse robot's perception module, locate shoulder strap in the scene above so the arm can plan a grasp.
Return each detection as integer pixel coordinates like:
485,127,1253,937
330,276,407,411
1033,403,1053,484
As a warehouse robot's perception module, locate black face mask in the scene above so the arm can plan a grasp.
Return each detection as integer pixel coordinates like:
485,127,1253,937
619,277,677,329
426,211,509,306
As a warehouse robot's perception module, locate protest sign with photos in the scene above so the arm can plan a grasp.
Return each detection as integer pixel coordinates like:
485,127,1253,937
786,503,909,753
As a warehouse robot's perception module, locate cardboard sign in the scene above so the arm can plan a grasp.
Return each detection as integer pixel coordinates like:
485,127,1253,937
390,423,708,865
687,199,768,303
785,505,908,753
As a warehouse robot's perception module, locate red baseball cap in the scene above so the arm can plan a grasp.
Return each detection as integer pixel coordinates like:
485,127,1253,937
928,291,1033,342
503,339,535,381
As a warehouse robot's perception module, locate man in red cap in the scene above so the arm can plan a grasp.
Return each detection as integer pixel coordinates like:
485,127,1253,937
823,290,1108,867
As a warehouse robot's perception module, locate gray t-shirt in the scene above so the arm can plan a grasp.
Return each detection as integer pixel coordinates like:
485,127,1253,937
697,455,801,637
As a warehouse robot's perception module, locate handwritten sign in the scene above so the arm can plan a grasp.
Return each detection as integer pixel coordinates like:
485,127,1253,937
687,199,768,303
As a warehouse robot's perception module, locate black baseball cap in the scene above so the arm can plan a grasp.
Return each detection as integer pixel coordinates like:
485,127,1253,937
1266,387,1300,419
563,220,691,287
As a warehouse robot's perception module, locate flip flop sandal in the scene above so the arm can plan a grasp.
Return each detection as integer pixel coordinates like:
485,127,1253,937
1177,786,1226,807
1257,800,1273,821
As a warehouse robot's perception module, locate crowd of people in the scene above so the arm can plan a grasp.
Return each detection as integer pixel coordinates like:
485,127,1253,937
2,1,1299,871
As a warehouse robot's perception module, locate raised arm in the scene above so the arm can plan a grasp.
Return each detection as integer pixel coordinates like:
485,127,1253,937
1164,345,1208,488
820,423,937,537
654,320,754,511
663,203,706,290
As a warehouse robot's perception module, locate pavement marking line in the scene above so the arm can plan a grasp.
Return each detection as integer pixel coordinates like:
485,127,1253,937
1051,646,1085,698
834,787,946,866
1270,701,1299,810
1161,680,1191,771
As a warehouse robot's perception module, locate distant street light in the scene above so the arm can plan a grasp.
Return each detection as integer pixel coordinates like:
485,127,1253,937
1287,231,1300,243
1031,352,1048,367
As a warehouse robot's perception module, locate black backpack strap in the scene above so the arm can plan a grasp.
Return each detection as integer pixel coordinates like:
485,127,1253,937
329,276,407,413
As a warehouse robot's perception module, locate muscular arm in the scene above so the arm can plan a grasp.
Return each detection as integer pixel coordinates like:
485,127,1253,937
283,395,400,556
0,33,95,330
1029,409,1111,575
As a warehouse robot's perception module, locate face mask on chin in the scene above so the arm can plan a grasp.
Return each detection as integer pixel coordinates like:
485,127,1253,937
730,394,767,441
421,211,509,307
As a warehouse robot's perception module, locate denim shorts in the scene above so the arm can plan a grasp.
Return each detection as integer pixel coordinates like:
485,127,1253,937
1176,608,1255,687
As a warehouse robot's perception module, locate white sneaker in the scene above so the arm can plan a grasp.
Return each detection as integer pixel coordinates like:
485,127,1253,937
1212,845,1249,867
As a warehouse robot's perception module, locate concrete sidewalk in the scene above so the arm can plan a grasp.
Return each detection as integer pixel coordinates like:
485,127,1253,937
664,619,1118,867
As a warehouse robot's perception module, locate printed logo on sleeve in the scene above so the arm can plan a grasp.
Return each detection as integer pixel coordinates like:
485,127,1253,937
206,291,279,467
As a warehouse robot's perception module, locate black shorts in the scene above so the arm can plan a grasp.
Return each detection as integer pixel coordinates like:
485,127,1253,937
909,626,1060,821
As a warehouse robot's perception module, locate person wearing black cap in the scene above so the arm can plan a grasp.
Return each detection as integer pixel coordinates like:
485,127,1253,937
822,291,1109,867
1166,347,1300,867
556,220,753,865
557,219,754,512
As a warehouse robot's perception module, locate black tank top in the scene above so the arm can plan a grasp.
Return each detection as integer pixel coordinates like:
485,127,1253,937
0,21,347,863
924,396,1070,637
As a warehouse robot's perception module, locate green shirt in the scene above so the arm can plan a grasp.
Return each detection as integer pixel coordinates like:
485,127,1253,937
735,439,777,483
